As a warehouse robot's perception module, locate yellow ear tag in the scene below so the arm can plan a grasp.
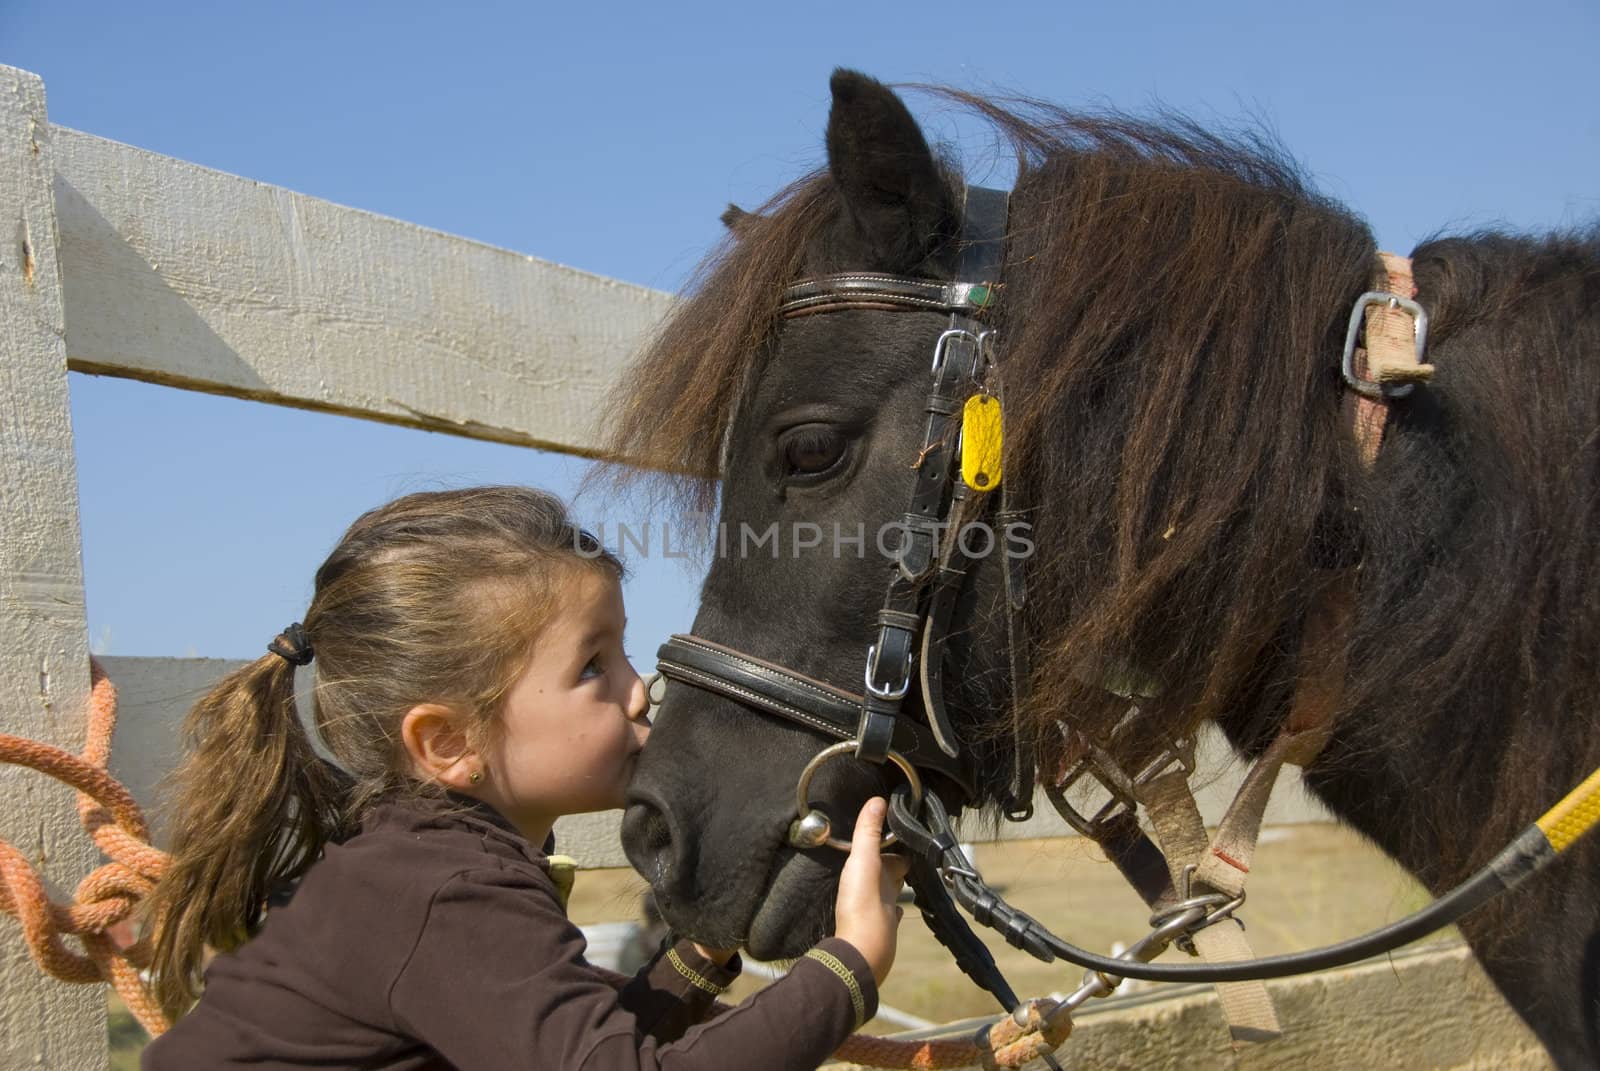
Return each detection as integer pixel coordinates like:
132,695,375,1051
961,393,1003,491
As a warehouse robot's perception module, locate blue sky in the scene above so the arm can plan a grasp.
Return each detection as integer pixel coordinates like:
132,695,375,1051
4,1,1596,666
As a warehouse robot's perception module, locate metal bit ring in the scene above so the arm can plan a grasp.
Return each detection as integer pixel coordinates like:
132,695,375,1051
788,741,924,851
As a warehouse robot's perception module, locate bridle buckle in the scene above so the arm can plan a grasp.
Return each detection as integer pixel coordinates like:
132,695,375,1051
864,642,914,701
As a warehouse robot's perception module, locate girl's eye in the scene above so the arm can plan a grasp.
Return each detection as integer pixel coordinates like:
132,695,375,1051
580,656,604,680
779,425,848,480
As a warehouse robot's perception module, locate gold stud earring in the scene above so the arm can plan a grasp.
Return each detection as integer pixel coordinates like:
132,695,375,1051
469,771,482,785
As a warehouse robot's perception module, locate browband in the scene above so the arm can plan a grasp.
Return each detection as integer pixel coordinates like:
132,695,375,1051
777,186,1010,320
779,274,997,318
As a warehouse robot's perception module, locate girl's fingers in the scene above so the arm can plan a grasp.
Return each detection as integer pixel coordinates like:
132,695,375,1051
850,796,887,859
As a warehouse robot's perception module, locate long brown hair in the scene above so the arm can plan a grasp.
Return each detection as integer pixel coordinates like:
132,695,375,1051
143,485,621,1018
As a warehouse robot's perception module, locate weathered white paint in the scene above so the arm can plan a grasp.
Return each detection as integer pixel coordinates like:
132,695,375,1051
53,127,673,454
0,64,107,1071
836,942,1550,1070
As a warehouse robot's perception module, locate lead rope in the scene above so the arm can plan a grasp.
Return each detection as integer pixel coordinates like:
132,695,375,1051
0,658,172,1036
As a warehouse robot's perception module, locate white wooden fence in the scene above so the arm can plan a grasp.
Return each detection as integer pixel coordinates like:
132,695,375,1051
0,60,684,1067
0,62,1346,1068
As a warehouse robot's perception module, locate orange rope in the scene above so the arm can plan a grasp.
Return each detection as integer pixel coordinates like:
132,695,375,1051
0,662,1061,1068
0,658,171,1036
832,1031,986,1069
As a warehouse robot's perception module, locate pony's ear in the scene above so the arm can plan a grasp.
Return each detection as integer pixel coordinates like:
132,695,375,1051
825,69,954,272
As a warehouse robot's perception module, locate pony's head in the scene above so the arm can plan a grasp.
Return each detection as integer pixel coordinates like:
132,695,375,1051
606,70,1375,957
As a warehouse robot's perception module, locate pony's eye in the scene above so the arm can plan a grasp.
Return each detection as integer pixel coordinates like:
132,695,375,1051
780,425,847,479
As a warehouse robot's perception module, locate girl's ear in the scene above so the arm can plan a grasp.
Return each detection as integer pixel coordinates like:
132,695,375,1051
400,703,478,788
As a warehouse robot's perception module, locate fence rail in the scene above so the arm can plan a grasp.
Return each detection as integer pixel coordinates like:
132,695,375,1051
53,127,673,454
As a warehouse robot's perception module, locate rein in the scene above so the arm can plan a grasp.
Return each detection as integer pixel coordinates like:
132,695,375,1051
652,188,1600,1064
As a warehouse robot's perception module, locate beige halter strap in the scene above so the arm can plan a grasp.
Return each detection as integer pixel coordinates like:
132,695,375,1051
1133,251,1432,1044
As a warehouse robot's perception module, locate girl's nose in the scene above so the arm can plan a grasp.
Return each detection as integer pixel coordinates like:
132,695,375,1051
625,667,651,723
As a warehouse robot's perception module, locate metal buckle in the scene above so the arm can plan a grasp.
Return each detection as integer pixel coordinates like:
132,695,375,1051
864,642,914,701
1131,733,1197,788
1061,903,1212,1008
1061,863,1255,1009
974,329,999,384
1045,749,1137,839
930,328,984,380
1045,717,1194,838
1149,865,1247,955
1341,290,1430,400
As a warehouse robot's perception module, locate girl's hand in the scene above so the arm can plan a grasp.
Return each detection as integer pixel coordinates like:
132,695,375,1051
832,796,909,986
690,943,738,966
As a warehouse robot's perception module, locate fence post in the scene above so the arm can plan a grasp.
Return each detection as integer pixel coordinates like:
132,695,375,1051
0,64,108,1068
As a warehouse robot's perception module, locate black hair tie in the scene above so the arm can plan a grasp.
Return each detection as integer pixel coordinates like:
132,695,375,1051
268,622,315,667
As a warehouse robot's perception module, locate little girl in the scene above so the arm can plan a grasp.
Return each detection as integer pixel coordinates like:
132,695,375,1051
140,485,906,1070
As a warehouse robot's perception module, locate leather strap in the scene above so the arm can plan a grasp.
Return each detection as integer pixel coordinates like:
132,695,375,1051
655,635,975,795
859,186,1010,760
917,481,983,759
995,366,1036,818
779,274,997,317
1351,252,1430,466
1140,769,1283,1043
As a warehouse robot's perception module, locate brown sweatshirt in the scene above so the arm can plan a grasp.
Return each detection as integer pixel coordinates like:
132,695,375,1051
141,794,877,1070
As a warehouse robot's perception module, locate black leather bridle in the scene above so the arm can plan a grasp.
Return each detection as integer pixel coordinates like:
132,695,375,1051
654,185,1031,824
653,185,1043,1016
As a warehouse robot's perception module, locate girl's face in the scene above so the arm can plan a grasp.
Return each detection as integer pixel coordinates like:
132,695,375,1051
478,567,650,844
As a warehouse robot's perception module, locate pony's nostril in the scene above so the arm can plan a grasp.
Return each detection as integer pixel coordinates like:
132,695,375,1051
636,807,673,856
621,798,679,886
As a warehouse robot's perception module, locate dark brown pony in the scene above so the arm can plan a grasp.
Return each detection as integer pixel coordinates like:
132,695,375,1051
603,70,1600,1066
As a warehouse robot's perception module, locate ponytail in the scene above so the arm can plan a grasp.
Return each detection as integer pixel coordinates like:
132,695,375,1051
144,652,349,1019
